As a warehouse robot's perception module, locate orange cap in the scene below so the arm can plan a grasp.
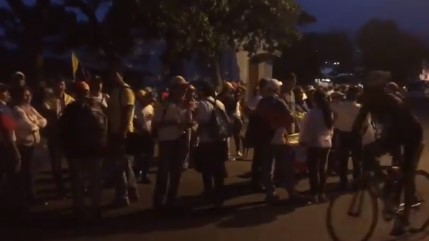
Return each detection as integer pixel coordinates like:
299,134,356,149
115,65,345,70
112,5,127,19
76,81,90,91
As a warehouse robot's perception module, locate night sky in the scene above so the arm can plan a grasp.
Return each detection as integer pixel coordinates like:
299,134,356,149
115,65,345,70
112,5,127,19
1,0,429,40
298,0,429,40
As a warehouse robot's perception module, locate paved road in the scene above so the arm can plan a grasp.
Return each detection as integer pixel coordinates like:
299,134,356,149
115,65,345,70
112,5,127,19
4,107,429,241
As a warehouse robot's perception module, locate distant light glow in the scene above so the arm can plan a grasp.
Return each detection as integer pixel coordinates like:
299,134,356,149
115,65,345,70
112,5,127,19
315,78,331,83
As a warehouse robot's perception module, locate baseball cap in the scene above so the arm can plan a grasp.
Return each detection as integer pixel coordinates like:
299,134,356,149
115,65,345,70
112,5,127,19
0,82,10,92
385,82,399,92
223,82,234,91
92,75,103,84
136,89,147,98
170,76,189,87
11,71,25,81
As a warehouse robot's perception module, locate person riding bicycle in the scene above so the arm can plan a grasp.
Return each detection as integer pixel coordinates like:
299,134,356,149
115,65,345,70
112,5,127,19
352,70,424,236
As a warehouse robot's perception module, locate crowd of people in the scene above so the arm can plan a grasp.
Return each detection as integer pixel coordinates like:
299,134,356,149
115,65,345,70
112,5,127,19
0,70,423,234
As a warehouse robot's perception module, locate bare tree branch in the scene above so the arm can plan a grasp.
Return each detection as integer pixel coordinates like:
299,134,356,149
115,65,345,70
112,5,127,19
64,0,99,24
5,0,27,22
36,0,52,8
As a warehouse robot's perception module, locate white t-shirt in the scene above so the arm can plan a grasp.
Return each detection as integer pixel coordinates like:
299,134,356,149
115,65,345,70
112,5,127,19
135,103,154,132
330,101,361,132
92,93,109,109
153,102,187,141
299,108,334,148
14,105,47,146
196,97,226,143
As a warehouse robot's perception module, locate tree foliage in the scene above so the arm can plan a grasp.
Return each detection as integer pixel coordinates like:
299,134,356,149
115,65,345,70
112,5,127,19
274,32,354,84
357,19,429,83
138,0,303,61
0,0,308,83
1,0,78,81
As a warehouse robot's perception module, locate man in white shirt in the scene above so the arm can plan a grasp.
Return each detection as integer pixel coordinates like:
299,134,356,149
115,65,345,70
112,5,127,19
195,81,228,208
90,76,109,110
330,86,362,190
152,76,192,209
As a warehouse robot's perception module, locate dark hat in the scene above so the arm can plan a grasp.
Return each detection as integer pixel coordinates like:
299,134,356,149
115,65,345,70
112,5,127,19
346,86,360,100
170,76,189,87
92,75,103,83
365,71,391,88
0,82,10,92
198,80,215,96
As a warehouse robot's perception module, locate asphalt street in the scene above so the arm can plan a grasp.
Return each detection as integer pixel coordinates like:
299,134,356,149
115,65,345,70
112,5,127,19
3,103,429,241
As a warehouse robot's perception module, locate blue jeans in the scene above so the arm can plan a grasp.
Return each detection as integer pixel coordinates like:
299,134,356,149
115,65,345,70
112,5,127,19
109,134,138,202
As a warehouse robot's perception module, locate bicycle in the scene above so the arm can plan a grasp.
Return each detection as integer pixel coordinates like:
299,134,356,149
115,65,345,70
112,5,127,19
326,144,429,241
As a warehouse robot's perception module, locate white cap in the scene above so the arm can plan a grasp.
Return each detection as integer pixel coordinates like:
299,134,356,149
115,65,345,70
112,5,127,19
12,71,25,80
265,78,283,91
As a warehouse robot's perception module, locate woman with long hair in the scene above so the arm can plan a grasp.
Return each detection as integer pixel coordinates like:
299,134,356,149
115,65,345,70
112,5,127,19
299,89,334,203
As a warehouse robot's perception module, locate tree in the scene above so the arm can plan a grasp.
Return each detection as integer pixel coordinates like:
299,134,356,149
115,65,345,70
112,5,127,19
64,0,141,65
137,0,304,87
357,19,429,83
1,0,78,83
273,32,353,84
1,0,309,87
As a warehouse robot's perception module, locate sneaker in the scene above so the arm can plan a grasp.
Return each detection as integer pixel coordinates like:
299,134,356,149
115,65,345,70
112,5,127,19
111,198,130,208
236,151,243,159
318,193,328,203
129,192,140,203
88,209,102,222
327,169,337,176
139,176,151,184
214,197,224,209
288,192,308,204
382,209,394,221
264,194,280,204
310,195,320,204
337,182,349,192
251,183,265,193
153,201,165,211
202,190,212,200
238,172,252,179
397,200,422,213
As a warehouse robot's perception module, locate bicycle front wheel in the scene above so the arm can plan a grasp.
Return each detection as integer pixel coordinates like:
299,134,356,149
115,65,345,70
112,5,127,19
409,170,429,233
326,189,379,241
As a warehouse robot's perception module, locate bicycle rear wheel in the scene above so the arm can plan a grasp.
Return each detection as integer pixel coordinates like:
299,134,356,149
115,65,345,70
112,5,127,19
326,188,379,241
408,170,429,233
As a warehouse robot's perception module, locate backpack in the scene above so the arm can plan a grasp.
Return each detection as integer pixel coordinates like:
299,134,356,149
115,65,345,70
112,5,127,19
60,98,108,157
207,98,233,140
